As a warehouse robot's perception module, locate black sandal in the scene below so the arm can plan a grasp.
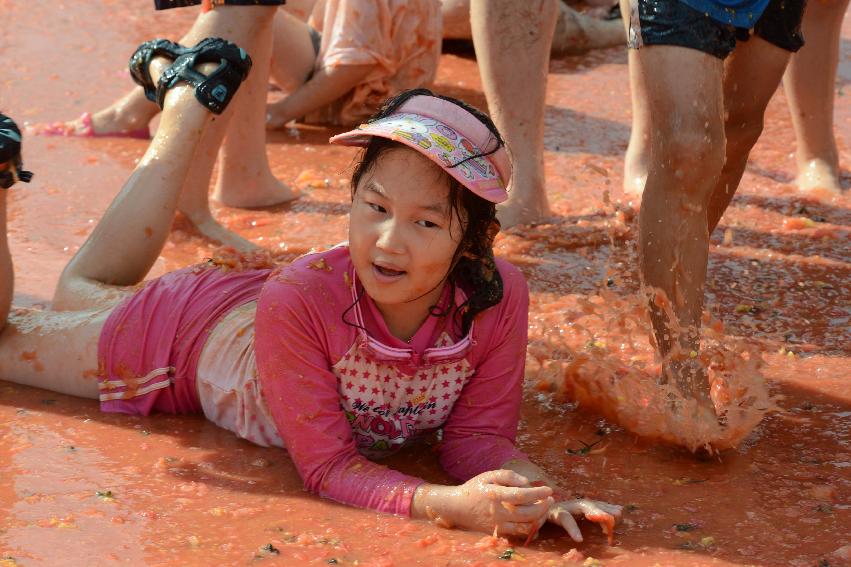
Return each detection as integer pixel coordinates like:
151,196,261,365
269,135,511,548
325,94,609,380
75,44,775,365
155,37,252,115
0,114,33,189
128,38,188,102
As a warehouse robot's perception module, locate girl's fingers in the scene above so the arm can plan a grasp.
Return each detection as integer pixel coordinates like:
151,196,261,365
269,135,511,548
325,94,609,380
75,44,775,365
498,500,550,523
551,509,584,542
562,499,595,516
524,514,549,546
599,502,624,518
485,484,553,504
585,512,616,545
478,469,529,487
563,498,621,520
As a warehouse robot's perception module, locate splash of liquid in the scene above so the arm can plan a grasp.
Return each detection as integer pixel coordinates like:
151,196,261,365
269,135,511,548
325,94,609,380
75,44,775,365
526,288,775,452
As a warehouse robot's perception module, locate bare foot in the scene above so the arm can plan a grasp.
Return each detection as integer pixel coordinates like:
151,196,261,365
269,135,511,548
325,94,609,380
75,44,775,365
662,357,718,418
33,89,157,138
77,107,152,137
265,99,292,131
796,158,842,198
190,214,261,253
213,169,300,208
497,193,550,228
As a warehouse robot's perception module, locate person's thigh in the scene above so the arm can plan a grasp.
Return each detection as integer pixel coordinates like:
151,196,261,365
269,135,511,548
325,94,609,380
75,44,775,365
723,34,792,135
706,34,792,229
749,0,807,53
269,10,318,92
0,306,109,399
635,43,725,159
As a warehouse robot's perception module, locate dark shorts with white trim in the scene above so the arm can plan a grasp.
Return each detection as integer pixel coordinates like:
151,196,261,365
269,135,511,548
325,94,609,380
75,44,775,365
627,0,806,59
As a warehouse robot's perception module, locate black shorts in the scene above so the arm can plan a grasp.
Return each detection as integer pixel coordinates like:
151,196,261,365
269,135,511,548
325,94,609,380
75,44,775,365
154,0,284,9
627,0,806,59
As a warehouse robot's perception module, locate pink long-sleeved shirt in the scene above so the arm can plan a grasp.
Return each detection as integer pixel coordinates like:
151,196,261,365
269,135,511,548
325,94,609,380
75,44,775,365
253,246,530,515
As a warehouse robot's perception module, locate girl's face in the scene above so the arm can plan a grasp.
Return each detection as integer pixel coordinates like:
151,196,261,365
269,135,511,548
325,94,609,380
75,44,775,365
348,147,465,327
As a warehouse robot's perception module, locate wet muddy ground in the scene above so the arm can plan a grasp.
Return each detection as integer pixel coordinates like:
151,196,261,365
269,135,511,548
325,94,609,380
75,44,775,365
0,2,849,566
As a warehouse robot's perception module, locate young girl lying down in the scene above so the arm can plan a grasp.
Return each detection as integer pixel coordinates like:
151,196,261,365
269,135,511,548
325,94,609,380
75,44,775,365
0,38,621,542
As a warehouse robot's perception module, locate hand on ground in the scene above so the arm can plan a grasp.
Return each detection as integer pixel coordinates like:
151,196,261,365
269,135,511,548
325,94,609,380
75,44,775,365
437,470,553,537
548,498,623,544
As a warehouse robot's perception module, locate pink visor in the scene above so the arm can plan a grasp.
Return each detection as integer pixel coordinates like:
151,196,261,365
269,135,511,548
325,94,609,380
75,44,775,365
329,95,511,203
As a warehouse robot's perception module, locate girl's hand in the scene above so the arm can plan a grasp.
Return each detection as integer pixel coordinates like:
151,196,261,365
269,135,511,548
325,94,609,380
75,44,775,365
429,470,554,537
547,498,623,544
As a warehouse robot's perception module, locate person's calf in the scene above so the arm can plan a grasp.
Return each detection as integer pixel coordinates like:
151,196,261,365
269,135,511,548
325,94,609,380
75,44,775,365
55,40,254,306
706,113,765,231
640,129,725,406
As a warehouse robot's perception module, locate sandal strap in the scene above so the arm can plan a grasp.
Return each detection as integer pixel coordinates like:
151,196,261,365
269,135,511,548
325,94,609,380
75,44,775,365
0,115,22,163
155,37,252,115
0,115,33,189
129,39,187,102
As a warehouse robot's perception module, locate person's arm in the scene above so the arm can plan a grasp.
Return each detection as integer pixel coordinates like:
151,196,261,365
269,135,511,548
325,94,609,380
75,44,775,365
266,63,375,128
254,261,553,536
437,262,622,541
267,0,383,128
255,268,422,514
438,263,532,481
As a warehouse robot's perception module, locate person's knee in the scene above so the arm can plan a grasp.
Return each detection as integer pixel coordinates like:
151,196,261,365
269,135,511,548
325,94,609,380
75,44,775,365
53,265,90,310
655,124,726,200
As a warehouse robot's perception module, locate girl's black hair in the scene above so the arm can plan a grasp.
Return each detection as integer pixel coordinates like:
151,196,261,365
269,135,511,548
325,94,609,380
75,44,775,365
347,88,506,337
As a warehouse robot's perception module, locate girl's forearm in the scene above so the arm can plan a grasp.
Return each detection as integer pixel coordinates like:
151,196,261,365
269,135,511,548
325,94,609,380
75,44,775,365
411,483,454,524
270,63,375,124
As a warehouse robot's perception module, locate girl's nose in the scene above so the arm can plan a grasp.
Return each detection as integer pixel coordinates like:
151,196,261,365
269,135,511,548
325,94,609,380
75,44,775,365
376,219,405,254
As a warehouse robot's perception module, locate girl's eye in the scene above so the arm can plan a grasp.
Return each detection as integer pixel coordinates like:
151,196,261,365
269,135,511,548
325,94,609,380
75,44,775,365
368,202,386,214
417,220,440,229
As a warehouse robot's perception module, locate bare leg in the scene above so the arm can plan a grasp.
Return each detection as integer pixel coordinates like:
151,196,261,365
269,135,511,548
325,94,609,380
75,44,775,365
268,9,317,94
49,7,291,250
708,36,792,232
212,8,298,210
620,0,650,197
173,6,294,248
443,0,623,56
636,45,725,406
470,0,557,228
0,307,107,399
783,0,850,196
0,59,232,400
57,87,158,137
54,5,271,138
0,140,104,397
54,59,219,310
0,190,12,328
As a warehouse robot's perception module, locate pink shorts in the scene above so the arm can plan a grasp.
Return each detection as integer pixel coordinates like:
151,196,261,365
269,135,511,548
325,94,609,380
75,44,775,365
97,265,271,415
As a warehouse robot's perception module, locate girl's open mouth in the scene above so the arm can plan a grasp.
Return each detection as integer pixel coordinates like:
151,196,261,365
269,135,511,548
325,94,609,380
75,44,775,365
372,263,406,281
